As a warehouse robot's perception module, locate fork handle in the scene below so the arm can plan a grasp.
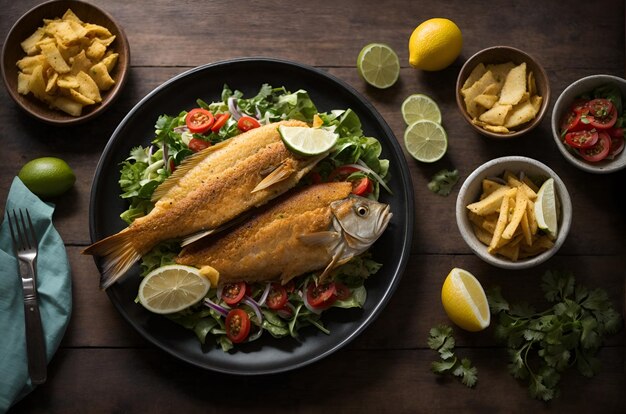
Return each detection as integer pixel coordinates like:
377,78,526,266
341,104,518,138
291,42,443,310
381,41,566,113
23,296,47,384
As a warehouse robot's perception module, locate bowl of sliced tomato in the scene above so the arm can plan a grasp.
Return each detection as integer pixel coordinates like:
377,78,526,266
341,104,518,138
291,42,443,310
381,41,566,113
551,74,626,173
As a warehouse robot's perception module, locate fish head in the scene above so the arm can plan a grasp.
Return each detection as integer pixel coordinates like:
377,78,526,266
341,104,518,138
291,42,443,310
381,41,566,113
330,196,392,250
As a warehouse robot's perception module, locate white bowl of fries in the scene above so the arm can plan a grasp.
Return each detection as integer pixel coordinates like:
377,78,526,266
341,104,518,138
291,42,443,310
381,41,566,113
456,156,572,269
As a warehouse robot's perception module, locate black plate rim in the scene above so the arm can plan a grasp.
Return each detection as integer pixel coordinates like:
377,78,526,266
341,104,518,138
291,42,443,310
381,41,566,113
88,57,415,375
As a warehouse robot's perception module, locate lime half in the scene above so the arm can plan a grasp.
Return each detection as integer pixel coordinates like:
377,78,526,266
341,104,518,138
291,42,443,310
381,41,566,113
357,43,400,89
138,265,211,314
278,125,338,156
401,94,442,125
534,178,558,239
404,120,448,162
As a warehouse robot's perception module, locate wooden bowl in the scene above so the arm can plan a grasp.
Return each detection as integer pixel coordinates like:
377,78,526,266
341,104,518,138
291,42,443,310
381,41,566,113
455,46,550,139
551,74,626,174
1,0,130,126
456,156,572,270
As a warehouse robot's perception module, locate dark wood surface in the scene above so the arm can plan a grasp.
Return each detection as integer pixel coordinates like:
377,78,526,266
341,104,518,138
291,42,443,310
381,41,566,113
2,0,625,412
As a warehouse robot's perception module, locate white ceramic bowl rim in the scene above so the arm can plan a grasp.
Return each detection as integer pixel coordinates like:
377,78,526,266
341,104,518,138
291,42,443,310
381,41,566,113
550,74,626,173
456,156,573,269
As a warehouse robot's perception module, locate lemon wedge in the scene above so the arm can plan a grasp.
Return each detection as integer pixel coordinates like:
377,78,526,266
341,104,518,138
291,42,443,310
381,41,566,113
441,268,490,332
534,178,558,240
138,265,210,314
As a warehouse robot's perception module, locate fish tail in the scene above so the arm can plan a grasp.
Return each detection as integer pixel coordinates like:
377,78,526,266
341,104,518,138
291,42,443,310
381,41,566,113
82,229,143,290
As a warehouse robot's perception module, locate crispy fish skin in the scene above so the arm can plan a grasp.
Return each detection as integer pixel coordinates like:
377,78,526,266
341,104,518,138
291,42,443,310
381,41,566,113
84,120,322,289
176,182,392,284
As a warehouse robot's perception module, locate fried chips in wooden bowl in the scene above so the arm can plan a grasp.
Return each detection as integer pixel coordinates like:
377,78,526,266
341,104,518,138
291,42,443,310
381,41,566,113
1,0,130,125
456,46,550,139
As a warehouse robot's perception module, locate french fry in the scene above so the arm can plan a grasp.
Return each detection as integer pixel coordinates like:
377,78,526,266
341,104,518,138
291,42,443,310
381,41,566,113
489,192,511,252
468,170,556,262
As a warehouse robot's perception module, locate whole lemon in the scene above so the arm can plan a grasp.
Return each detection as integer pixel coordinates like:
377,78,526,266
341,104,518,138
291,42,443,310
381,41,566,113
18,157,76,198
409,18,463,71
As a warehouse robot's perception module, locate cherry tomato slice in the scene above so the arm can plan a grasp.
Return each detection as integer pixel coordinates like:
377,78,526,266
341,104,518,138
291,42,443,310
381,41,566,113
352,177,373,196
608,135,625,159
570,99,589,114
169,158,176,173
579,131,611,162
586,99,613,119
237,116,261,132
306,282,337,309
333,282,352,301
588,105,617,129
266,283,288,310
561,110,582,133
185,108,215,134
211,113,230,133
564,130,598,149
225,308,251,344
222,282,247,306
188,137,211,152
283,280,296,294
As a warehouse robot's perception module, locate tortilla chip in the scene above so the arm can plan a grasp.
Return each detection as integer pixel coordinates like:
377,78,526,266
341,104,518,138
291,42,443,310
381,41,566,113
498,62,527,105
474,93,499,109
527,71,536,96
20,27,45,55
504,100,538,128
462,63,487,91
486,62,516,86
463,70,498,118
479,103,512,126
484,125,510,134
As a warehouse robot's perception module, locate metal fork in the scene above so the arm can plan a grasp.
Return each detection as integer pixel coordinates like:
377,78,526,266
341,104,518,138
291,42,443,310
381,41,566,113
7,209,47,385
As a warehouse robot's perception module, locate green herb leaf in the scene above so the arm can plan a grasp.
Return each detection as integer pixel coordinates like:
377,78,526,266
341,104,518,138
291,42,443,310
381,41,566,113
428,324,477,388
491,270,622,401
428,169,459,196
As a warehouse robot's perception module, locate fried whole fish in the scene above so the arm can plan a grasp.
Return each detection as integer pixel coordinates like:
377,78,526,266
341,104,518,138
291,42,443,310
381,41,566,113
85,120,326,289
176,182,392,284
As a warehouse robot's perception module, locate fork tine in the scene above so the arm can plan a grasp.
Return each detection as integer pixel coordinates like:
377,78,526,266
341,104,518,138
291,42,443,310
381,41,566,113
13,209,27,250
18,209,36,249
25,209,37,247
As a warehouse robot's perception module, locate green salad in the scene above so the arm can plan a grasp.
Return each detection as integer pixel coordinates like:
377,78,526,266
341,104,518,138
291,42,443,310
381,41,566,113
118,84,390,351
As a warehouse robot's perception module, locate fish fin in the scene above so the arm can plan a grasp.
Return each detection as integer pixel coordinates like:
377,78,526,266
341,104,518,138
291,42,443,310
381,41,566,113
151,140,231,202
319,244,346,283
82,229,142,290
180,213,251,247
180,229,216,247
251,160,296,193
298,231,340,246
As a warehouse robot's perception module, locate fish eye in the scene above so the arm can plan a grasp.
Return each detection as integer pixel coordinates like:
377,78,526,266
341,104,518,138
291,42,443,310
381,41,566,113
356,205,369,217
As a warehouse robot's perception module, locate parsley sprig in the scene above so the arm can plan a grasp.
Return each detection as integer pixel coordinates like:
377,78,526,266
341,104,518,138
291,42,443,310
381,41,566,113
487,270,622,401
428,325,478,387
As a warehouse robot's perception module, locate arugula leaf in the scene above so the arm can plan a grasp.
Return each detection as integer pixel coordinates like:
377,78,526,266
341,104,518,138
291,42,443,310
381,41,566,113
490,270,622,401
428,324,477,388
428,169,459,196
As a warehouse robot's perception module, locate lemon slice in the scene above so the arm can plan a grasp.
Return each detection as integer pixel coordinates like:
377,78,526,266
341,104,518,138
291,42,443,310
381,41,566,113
401,94,442,125
138,265,211,314
357,43,400,89
441,268,490,332
404,120,448,162
278,125,338,156
534,178,558,240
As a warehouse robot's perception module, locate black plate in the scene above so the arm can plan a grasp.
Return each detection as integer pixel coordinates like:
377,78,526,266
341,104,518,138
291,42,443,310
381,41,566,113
89,58,414,375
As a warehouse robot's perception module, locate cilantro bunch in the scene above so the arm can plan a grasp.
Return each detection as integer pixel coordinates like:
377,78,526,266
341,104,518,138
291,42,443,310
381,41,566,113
487,270,622,401
428,325,478,388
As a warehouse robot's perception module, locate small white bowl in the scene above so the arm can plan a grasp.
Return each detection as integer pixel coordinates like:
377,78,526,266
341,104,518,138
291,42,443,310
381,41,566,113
456,156,572,269
551,74,626,173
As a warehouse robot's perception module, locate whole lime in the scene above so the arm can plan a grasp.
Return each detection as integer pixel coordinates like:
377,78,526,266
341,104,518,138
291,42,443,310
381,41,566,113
18,157,76,198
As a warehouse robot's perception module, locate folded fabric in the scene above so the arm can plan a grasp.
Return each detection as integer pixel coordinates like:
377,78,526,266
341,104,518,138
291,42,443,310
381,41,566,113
0,177,72,413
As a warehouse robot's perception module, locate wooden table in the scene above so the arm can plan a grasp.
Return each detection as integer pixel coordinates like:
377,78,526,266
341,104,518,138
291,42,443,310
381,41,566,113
2,0,625,412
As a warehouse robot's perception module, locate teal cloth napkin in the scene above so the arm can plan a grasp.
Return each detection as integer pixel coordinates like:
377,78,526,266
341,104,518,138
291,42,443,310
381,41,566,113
0,177,72,413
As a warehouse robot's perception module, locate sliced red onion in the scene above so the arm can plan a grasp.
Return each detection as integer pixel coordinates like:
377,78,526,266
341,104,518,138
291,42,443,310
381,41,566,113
162,143,169,166
255,107,263,120
203,298,228,317
257,282,271,307
247,326,263,342
242,296,264,324
350,161,393,194
216,285,223,301
147,145,154,159
228,97,242,120
173,125,189,134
